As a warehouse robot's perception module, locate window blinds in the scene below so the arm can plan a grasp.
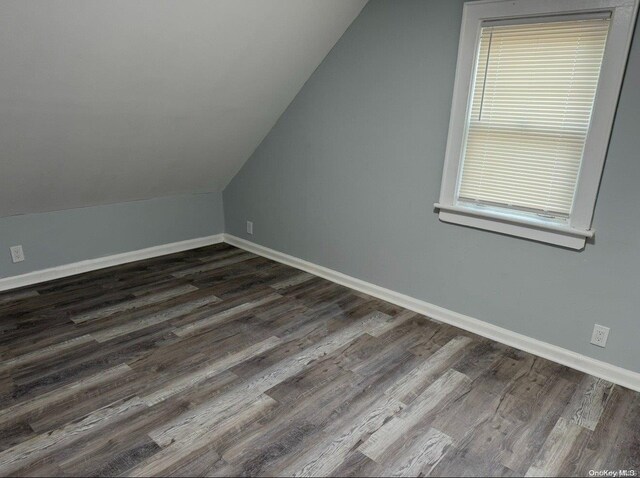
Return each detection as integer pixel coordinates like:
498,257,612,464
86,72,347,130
458,17,610,217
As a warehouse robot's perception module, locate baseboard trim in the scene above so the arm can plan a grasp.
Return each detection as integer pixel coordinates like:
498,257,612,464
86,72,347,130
0,234,224,292
224,233,640,392
2,231,637,391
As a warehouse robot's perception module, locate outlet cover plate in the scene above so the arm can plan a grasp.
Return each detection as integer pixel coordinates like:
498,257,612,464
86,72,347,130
246,221,253,235
10,245,25,263
590,324,610,348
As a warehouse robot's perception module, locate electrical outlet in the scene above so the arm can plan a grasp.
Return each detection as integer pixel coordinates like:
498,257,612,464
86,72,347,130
590,324,610,348
10,245,25,263
246,221,253,235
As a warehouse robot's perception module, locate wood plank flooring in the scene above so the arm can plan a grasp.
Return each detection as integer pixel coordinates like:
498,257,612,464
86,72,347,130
0,243,638,477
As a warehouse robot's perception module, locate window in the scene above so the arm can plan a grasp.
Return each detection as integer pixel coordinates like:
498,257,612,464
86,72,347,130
436,0,638,249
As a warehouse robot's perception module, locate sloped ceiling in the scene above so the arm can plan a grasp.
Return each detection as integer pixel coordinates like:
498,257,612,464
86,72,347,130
0,0,367,217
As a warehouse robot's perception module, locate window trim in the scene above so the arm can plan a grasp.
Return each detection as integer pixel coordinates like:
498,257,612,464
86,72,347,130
436,0,639,250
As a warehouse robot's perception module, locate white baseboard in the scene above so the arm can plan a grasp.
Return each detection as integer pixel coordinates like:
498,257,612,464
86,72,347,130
0,234,224,292
2,230,637,392
224,233,640,392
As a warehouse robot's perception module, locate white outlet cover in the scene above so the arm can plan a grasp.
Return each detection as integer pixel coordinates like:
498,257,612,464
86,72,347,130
10,245,25,263
246,221,253,235
590,324,610,348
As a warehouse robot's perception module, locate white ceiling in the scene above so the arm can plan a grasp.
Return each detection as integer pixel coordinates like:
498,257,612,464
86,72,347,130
0,0,367,217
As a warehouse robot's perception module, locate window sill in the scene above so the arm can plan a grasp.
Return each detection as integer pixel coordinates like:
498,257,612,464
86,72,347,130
434,203,594,250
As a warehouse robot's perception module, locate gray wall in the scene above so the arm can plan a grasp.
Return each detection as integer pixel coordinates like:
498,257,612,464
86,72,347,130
224,0,640,372
0,192,223,278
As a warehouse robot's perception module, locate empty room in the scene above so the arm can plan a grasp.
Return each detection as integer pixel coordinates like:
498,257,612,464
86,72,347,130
1,0,639,476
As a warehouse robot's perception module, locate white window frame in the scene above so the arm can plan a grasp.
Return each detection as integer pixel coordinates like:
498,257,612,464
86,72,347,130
435,0,638,250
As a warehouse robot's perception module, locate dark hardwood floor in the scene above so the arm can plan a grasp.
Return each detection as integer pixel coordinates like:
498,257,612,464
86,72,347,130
0,243,638,477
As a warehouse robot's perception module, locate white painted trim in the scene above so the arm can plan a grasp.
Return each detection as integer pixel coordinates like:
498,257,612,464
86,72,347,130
3,231,638,391
436,204,589,250
0,234,224,292
437,0,639,246
224,234,640,392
